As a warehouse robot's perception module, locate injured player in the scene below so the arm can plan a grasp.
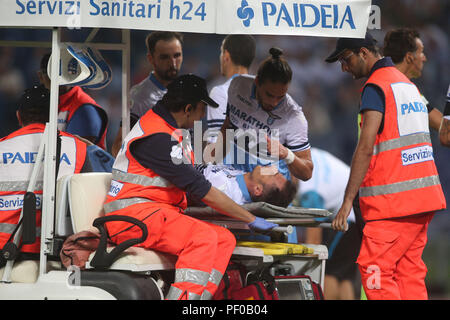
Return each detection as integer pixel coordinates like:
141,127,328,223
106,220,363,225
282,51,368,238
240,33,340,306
190,164,297,208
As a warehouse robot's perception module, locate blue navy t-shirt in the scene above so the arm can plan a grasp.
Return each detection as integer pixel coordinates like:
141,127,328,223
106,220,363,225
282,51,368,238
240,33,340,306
360,85,385,114
66,104,103,141
358,57,396,133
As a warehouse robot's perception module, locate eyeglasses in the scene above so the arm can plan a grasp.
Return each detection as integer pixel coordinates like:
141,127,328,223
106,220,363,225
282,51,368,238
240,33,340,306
338,52,354,65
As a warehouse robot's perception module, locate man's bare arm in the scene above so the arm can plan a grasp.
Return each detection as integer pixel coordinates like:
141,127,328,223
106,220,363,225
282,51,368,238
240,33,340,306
332,110,382,231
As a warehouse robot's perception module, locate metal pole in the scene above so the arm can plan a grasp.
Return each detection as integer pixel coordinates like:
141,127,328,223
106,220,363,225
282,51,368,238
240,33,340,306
0,40,51,48
39,27,60,277
121,29,131,141
85,28,100,43
0,41,126,51
320,260,326,290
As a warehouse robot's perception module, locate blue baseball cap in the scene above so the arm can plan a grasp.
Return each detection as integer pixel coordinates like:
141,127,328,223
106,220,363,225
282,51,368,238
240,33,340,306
325,33,377,63
18,85,50,112
167,74,219,108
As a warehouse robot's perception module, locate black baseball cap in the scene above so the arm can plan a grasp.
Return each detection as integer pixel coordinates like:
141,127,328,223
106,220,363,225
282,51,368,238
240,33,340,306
17,85,50,112
325,33,377,63
166,74,219,108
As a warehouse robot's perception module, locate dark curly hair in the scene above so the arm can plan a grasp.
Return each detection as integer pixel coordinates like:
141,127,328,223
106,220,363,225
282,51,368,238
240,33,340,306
256,47,292,85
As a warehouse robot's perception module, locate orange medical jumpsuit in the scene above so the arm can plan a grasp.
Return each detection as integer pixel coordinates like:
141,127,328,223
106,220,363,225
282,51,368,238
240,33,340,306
357,63,446,300
104,108,236,300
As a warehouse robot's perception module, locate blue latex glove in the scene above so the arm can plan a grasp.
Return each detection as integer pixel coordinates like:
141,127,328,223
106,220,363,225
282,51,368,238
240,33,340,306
248,217,279,234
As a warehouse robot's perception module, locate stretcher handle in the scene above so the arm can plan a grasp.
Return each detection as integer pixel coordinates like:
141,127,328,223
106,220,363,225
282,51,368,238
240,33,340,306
267,219,333,229
317,222,333,229
271,225,294,234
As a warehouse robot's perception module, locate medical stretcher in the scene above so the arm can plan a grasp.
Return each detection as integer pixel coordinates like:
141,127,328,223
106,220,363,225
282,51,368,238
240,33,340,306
185,203,331,291
185,203,332,239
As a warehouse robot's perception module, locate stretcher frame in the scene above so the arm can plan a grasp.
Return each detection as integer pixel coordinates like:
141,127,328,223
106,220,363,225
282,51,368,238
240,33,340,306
185,207,332,289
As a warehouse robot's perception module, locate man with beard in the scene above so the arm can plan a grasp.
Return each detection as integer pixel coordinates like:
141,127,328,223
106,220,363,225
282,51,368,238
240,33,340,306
105,74,278,299
191,163,297,208
112,31,183,156
383,28,445,138
326,33,446,300
214,48,313,183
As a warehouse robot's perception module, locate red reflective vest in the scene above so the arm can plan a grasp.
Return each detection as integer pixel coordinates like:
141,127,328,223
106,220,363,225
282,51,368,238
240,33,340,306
0,124,87,253
104,109,194,216
359,66,446,221
58,86,108,150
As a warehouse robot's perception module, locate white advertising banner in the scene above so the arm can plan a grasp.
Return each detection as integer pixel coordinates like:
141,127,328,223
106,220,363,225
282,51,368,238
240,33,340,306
0,0,371,37
217,0,371,38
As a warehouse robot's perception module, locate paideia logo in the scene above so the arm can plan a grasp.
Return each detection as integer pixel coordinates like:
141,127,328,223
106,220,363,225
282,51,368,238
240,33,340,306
237,0,254,27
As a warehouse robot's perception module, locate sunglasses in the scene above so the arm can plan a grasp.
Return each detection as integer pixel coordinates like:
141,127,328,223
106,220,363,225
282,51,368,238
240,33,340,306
338,52,354,65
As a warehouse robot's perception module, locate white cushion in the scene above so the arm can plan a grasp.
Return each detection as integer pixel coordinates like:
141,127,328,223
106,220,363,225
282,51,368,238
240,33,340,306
68,172,112,233
55,174,74,236
0,261,62,283
87,247,177,272
0,261,38,283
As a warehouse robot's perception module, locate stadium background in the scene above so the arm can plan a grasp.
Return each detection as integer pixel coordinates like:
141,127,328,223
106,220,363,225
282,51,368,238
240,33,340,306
0,0,448,299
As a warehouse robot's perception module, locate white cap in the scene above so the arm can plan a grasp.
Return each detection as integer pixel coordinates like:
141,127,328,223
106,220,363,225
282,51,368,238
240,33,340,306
47,43,95,86
47,43,112,90
83,47,112,90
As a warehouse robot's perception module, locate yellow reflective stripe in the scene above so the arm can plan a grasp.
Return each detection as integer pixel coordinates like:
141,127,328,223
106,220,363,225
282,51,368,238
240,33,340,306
0,181,43,192
200,268,224,300
103,197,154,214
174,268,210,286
360,175,441,197
208,268,223,286
373,132,431,155
200,290,213,300
165,286,201,300
0,223,18,234
112,169,173,188
0,223,41,236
